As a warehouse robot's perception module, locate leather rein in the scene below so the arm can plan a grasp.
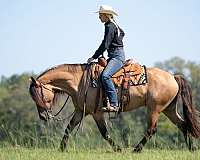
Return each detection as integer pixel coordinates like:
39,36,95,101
39,82,72,121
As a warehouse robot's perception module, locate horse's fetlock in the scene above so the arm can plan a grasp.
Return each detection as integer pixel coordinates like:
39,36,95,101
152,127,157,134
146,128,157,137
133,143,143,153
63,134,69,140
105,134,111,140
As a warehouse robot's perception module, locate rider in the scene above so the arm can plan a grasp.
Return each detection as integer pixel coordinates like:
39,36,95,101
87,5,125,112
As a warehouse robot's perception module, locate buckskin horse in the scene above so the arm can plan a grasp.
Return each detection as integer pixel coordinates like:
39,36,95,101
29,62,200,152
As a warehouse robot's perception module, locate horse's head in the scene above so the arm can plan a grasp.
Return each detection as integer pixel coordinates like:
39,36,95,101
29,77,57,121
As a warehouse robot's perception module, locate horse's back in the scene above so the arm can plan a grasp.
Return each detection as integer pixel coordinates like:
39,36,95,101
147,67,178,90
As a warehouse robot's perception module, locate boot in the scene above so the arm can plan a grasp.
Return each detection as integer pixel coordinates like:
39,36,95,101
101,105,119,112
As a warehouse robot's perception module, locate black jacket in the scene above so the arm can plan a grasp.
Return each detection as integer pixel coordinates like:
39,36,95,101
92,21,125,59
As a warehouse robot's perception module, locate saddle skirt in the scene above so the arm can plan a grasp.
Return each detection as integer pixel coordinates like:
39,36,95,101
91,59,148,88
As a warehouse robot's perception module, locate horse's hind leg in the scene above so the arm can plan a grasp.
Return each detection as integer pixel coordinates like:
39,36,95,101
93,113,121,152
133,108,160,152
60,111,83,151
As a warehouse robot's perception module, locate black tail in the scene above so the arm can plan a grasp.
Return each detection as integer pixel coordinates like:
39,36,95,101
175,75,200,138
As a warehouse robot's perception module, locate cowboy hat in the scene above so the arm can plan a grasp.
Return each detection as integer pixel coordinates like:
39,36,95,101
95,5,118,16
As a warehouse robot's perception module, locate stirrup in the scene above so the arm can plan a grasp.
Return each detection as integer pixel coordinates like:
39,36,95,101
101,106,119,112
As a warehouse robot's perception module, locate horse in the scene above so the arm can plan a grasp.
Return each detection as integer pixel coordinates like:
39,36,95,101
29,63,200,152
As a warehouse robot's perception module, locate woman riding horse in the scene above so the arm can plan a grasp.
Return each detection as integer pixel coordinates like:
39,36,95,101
29,5,200,153
87,5,125,112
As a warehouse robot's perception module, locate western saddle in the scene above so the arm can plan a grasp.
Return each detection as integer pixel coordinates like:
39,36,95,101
91,58,147,112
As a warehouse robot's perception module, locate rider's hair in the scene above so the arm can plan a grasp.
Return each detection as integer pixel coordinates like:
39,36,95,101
105,14,120,37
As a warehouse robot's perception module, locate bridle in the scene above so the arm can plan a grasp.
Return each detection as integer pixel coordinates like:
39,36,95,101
35,80,71,121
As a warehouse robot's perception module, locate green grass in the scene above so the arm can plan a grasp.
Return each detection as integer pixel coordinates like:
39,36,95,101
0,147,199,160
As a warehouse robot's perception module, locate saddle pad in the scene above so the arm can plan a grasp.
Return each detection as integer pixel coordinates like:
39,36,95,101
112,64,148,87
128,65,147,86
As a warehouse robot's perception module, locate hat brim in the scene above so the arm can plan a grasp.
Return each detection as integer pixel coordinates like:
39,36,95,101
95,10,118,16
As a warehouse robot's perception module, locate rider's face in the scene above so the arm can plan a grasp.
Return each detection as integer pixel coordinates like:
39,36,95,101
99,13,109,23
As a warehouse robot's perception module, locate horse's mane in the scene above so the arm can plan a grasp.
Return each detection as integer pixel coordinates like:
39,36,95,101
37,63,87,80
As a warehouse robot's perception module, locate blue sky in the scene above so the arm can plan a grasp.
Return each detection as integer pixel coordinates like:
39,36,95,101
0,0,200,77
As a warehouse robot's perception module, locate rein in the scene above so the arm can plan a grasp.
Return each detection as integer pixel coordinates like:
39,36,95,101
39,82,72,121
74,64,92,133
54,95,70,117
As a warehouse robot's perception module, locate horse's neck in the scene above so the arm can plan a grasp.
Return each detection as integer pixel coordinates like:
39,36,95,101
37,64,86,95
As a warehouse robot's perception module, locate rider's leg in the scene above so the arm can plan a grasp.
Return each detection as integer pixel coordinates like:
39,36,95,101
101,57,123,110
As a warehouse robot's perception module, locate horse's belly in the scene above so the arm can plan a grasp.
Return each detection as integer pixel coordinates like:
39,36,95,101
123,84,148,111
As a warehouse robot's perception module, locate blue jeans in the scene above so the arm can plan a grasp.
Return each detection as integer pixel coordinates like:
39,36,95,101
101,49,125,106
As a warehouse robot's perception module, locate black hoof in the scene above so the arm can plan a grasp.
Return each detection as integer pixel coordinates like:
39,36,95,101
113,145,122,152
189,145,197,152
133,144,143,153
60,141,67,152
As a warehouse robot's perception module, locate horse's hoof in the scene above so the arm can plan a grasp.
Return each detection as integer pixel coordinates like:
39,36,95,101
133,144,143,153
60,141,67,152
189,145,197,152
114,146,122,152
59,147,68,152
60,146,65,152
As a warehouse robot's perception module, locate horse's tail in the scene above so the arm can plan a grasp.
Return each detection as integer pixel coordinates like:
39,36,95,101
174,75,200,138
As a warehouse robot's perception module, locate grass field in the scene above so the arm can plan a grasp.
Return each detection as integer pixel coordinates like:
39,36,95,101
0,147,199,160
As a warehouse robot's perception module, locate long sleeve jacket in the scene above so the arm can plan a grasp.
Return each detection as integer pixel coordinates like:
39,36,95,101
92,21,125,59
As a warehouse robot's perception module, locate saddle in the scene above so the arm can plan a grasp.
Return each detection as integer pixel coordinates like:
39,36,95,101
92,59,147,88
91,58,148,112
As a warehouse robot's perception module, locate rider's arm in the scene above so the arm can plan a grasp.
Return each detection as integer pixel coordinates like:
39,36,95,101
92,23,115,59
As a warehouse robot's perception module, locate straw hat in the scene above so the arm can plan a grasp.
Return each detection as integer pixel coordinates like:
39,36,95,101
95,5,118,16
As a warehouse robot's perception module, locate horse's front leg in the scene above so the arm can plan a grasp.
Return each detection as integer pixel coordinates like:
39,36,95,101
60,111,83,151
117,113,130,147
93,113,121,152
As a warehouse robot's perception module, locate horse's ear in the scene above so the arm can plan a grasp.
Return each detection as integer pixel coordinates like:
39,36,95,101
29,77,40,87
30,77,36,84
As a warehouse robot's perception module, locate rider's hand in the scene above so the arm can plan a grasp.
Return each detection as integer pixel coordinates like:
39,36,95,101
87,57,94,64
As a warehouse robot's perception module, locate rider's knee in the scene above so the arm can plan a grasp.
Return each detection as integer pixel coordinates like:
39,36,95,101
101,72,110,81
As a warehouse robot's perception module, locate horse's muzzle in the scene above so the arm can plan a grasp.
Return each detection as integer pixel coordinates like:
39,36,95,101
37,106,48,121
39,111,48,121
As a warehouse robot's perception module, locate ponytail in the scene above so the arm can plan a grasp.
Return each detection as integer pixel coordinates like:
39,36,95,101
106,14,120,37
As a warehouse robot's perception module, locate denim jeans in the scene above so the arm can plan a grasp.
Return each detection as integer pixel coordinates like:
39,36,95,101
101,48,125,106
